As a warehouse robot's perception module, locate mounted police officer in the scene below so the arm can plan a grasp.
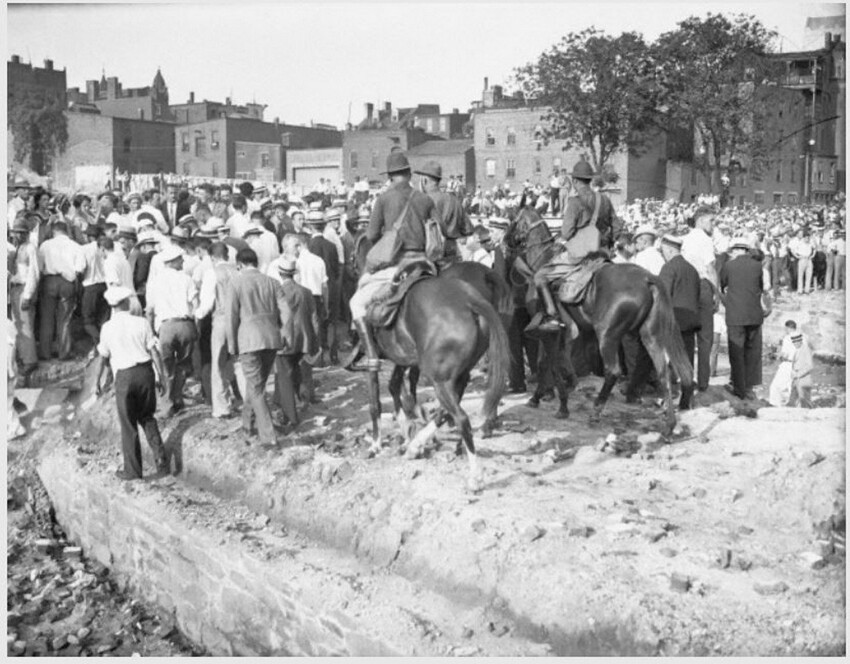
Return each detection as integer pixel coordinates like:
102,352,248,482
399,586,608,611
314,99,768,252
529,160,622,332
414,160,473,264
345,151,439,370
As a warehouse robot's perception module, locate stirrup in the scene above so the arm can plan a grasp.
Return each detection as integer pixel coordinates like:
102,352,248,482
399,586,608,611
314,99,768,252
366,358,381,371
536,316,566,333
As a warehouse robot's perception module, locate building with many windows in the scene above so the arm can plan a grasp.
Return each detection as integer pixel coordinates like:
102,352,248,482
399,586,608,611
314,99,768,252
66,68,173,122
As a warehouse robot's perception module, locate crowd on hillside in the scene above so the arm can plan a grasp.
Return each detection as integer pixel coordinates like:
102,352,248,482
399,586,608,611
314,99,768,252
7,166,844,464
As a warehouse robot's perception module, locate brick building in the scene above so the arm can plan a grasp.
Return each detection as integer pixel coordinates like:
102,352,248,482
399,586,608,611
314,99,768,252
286,148,343,194
66,68,172,122
170,92,266,124
50,111,175,191
8,55,67,103
407,139,475,188
175,118,341,181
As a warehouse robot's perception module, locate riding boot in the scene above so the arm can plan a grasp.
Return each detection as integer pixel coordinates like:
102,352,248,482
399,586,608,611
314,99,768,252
535,286,565,333
342,318,381,372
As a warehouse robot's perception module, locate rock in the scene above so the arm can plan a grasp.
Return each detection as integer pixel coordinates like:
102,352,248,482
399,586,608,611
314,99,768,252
12,640,26,654
729,489,744,503
737,525,754,536
798,551,827,570
76,628,91,641
461,627,474,639
572,447,608,466
692,488,707,499
736,556,753,571
49,635,68,651
471,519,487,534
660,548,678,558
452,645,480,657
670,573,692,593
648,479,660,491
815,539,835,557
335,461,354,481
716,549,732,569
62,546,82,560
753,580,789,596
253,514,270,529
638,432,663,447
522,525,544,543
607,523,640,536
35,539,57,553
568,526,595,538
66,635,80,645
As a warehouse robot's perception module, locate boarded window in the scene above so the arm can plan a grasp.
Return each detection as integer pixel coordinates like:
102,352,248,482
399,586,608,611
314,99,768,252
485,158,496,178
506,128,516,146
485,129,495,146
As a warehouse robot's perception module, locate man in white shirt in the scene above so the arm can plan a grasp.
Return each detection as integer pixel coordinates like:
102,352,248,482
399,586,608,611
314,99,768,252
80,225,108,351
7,177,30,225
680,206,719,392
227,194,252,239
139,190,168,233
95,286,169,480
36,221,85,361
631,225,665,276
828,229,845,290
145,245,199,416
244,211,280,273
8,215,40,373
790,229,815,294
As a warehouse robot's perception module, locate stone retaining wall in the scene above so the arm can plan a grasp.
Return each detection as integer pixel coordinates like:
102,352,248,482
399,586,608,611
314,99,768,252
38,440,404,657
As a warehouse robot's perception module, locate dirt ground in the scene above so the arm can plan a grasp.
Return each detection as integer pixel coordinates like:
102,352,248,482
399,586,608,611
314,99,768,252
8,291,847,656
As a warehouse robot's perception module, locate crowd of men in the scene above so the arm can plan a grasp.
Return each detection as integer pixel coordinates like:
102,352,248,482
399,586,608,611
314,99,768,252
7,159,844,477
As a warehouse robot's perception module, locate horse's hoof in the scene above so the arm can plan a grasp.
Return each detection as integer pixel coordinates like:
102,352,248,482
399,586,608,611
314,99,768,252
526,399,540,409
555,409,569,420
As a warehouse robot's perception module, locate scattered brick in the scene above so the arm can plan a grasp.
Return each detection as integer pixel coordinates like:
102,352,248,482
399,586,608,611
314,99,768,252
670,573,692,593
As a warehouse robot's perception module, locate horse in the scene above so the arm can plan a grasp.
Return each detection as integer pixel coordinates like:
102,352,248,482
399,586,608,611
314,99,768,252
505,210,694,434
363,271,511,491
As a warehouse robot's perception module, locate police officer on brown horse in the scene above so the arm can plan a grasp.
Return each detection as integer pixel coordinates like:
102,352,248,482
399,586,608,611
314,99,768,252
530,160,622,332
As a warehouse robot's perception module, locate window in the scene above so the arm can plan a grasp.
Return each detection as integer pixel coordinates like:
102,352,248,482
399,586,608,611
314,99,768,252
439,117,448,134
506,128,516,146
181,132,189,152
485,128,495,146
485,158,496,178
506,159,516,179
775,163,782,182
754,191,765,205
790,161,796,183
237,150,246,158
787,193,798,204
371,151,378,169
739,173,748,188
738,195,746,206
123,137,131,153
817,168,824,184
182,161,190,176
195,135,206,157
534,158,541,174
212,162,219,178
773,193,783,205
261,153,270,168
553,157,562,170
426,118,435,133
830,162,836,185
211,130,220,149
350,151,358,169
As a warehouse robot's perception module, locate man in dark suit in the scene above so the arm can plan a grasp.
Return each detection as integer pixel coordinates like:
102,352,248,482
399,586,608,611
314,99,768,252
720,238,764,400
225,247,289,446
658,234,702,365
304,210,340,364
273,258,320,429
160,183,180,230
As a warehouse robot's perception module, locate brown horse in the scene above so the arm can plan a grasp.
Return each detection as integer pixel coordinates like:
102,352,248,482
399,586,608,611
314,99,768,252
505,210,694,434
365,272,510,491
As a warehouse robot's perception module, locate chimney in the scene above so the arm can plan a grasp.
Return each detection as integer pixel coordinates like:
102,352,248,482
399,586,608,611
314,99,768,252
189,91,195,103
825,32,832,48
484,77,489,90
365,102,374,124
11,54,20,64
44,59,53,71
226,96,231,106
274,117,280,130
452,108,459,115
385,101,392,114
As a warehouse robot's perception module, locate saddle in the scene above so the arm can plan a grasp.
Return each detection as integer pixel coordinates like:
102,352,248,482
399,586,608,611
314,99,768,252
556,253,610,305
366,260,439,328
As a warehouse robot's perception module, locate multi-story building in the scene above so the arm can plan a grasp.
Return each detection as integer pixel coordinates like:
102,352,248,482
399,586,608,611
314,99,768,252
66,69,172,122
286,148,344,194
50,111,175,191
170,93,266,124
8,55,67,103
175,118,341,181
407,139,475,188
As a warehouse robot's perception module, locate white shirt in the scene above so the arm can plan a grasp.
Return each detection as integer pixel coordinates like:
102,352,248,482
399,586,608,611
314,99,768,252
323,226,346,265
227,212,251,239
138,204,168,233
103,249,134,290
146,267,198,331
7,197,26,225
469,247,494,269
97,311,157,371
245,228,280,273
196,266,218,320
37,234,85,282
828,238,846,256
81,241,106,287
681,227,716,284
633,246,665,276
295,250,327,296
9,239,40,301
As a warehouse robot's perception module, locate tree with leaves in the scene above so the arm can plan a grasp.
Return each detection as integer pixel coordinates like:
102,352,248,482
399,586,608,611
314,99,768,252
8,83,68,175
514,28,661,175
653,13,784,197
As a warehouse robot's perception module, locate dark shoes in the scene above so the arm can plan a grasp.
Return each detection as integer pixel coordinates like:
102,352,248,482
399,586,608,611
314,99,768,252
114,470,142,481
508,385,527,394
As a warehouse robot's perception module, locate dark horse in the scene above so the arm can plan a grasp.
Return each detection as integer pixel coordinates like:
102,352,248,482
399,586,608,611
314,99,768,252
505,210,694,434
364,269,511,491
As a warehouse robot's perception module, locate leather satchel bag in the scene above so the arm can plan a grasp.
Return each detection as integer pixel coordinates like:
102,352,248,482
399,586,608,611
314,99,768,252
365,196,411,273
424,215,445,262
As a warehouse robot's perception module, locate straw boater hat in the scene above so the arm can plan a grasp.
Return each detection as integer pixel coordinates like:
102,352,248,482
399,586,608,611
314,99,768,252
305,210,326,225
170,225,192,242
488,216,510,231
12,175,31,190
324,208,342,223
159,245,185,263
634,224,657,240
243,226,264,238
135,229,159,249
104,286,134,307
357,208,371,224
661,234,683,248
277,258,298,275
730,236,752,251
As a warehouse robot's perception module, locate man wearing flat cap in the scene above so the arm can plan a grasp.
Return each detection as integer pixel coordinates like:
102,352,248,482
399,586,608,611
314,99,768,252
530,160,622,332
346,151,440,370
95,286,169,480
415,160,472,264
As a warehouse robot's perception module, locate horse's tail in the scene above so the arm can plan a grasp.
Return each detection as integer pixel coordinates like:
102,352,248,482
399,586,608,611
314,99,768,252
646,277,694,390
484,266,515,318
468,290,510,423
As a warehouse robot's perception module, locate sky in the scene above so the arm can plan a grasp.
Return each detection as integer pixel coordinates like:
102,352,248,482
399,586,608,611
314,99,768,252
6,2,847,128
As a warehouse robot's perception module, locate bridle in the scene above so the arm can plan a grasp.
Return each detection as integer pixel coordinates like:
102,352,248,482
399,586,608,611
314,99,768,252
514,216,557,272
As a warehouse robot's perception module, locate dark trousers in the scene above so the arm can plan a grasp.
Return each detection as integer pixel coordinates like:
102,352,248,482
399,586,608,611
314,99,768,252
549,188,560,214
314,294,329,354
39,275,77,360
727,324,762,397
159,319,197,409
695,280,714,391
240,349,277,443
508,306,539,390
115,362,165,478
81,282,108,345
681,328,696,371
770,256,783,295
623,334,655,397
275,352,303,425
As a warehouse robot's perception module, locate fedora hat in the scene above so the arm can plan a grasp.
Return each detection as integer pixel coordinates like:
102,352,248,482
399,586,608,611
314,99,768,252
661,234,683,248
9,217,30,234
571,160,595,180
382,151,410,175
414,160,442,181
134,230,159,249
634,224,657,239
324,208,342,222
305,210,326,225
170,225,192,242
160,245,185,263
104,286,134,307
12,175,31,189
277,257,297,274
